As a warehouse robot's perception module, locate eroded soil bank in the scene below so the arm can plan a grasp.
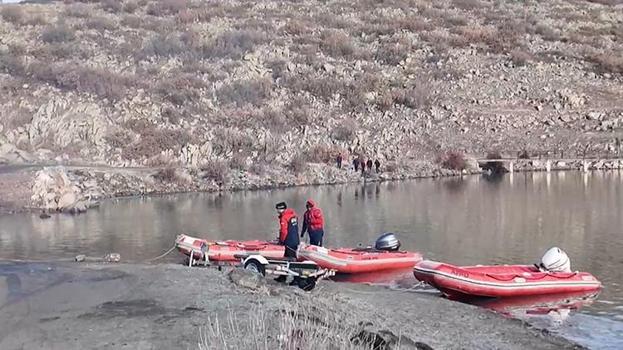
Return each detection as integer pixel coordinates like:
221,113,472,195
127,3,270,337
0,262,582,350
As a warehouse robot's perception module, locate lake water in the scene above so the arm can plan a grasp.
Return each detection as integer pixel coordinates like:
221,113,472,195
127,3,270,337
0,172,622,348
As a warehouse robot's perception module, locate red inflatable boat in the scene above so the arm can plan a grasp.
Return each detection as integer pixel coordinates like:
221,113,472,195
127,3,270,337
413,260,602,298
175,234,284,262
297,244,422,273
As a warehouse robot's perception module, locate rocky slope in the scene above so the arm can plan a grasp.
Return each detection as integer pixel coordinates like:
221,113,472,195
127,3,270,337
0,0,622,210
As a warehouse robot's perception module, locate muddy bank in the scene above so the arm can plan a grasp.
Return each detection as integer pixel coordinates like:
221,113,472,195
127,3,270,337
0,262,581,350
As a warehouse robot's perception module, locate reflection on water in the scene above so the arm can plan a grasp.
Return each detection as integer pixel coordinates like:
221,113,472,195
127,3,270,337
1,172,622,347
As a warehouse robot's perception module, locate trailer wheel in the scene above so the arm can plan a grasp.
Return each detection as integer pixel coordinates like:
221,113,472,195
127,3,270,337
244,259,266,276
297,277,317,291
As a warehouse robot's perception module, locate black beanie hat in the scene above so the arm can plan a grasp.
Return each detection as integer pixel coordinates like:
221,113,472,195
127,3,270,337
275,202,287,210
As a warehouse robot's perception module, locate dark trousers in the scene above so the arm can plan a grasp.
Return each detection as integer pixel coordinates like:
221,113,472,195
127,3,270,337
284,245,297,258
309,229,324,247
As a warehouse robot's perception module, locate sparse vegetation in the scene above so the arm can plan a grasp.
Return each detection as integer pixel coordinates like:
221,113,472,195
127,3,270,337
0,0,622,189
438,151,467,171
40,23,76,43
1,5,24,24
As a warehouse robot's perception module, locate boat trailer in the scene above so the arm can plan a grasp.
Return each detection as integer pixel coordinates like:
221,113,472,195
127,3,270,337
180,242,334,290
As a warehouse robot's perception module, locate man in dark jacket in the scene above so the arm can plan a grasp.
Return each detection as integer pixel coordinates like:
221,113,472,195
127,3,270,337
301,199,324,246
276,202,299,259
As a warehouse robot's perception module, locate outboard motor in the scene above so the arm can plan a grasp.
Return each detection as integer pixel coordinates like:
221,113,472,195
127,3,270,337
539,247,571,273
375,233,401,251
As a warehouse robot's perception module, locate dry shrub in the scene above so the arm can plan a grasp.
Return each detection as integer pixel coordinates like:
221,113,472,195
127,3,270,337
29,64,131,101
154,167,178,182
535,24,561,42
319,30,355,58
229,154,248,170
376,90,394,112
37,42,90,60
285,76,343,102
201,30,266,59
105,130,133,149
267,60,287,81
216,78,272,107
0,52,26,76
146,0,188,16
305,144,339,163
101,0,123,13
1,5,25,24
123,1,139,13
289,153,308,173
40,23,76,43
64,3,91,18
438,150,466,170
376,38,411,65
86,17,118,31
156,74,206,105
392,85,434,110
283,19,310,35
588,53,623,74
586,0,623,4
138,34,186,58
212,127,255,155
200,159,229,183
510,49,533,67
331,118,358,142
285,97,312,126
121,15,142,28
517,149,530,159
123,121,192,159
451,0,487,10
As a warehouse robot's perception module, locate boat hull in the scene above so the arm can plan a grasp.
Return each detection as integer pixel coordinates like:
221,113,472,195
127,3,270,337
298,244,422,273
413,260,602,298
175,234,284,262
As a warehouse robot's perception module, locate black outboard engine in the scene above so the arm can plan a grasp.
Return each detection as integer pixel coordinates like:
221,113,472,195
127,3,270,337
375,233,401,251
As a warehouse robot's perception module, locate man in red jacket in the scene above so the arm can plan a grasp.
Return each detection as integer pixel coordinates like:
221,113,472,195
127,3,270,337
276,202,300,259
301,199,324,246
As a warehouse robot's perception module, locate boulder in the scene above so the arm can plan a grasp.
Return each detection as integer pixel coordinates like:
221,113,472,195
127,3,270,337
228,268,266,292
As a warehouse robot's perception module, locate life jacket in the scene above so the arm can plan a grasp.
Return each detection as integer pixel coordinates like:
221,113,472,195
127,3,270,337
279,208,299,246
306,207,324,231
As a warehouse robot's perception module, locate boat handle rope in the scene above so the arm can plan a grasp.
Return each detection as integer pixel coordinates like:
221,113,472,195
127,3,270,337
485,271,578,282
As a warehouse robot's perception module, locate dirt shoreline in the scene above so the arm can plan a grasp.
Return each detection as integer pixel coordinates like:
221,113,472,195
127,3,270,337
2,157,622,216
0,261,583,350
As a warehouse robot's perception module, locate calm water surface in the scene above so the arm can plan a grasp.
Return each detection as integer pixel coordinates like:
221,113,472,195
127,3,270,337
1,172,622,348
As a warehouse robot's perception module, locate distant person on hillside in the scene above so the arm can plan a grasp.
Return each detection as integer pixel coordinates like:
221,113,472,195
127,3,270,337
360,156,366,175
301,199,324,246
374,159,381,173
336,153,343,169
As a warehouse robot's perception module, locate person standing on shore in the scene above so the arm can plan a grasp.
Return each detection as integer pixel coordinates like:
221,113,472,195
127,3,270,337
366,159,373,172
360,155,366,176
301,199,324,246
336,153,343,169
353,157,360,172
374,159,381,173
275,202,299,261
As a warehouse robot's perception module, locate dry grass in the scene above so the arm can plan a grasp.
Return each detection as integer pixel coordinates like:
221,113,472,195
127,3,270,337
198,299,413,350
1,5,24,24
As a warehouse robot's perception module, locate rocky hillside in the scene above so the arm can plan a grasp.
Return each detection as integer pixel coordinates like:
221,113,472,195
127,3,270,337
0,0,622,206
